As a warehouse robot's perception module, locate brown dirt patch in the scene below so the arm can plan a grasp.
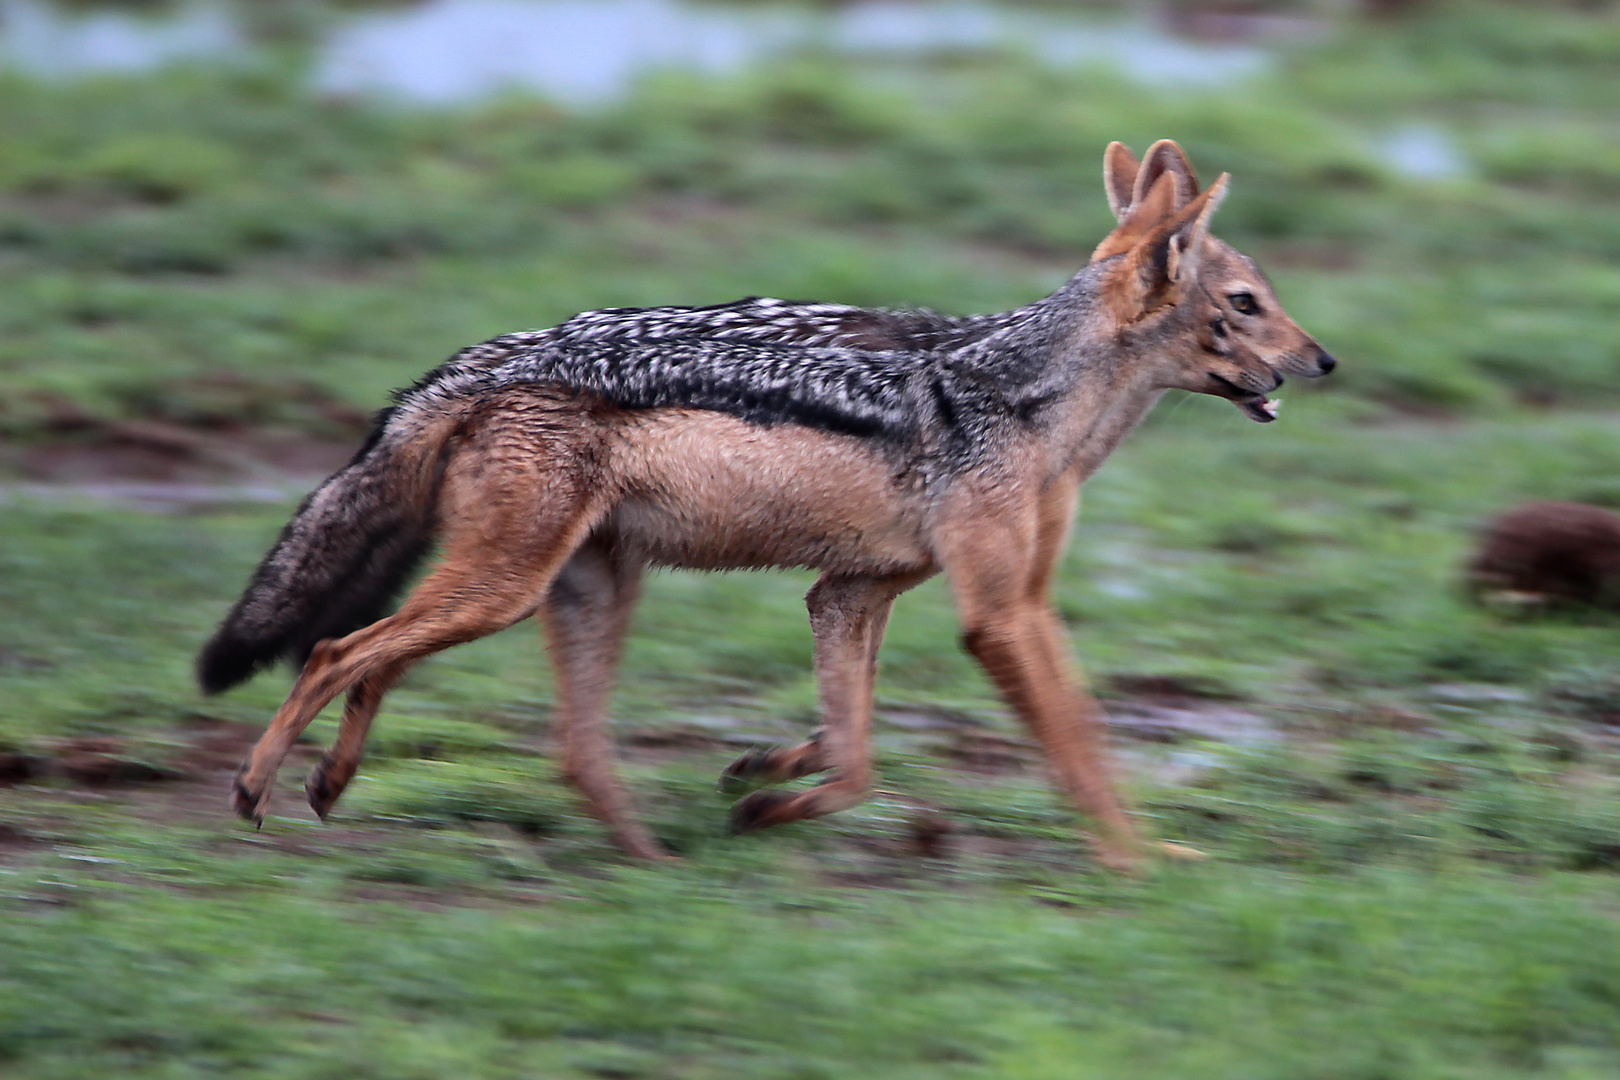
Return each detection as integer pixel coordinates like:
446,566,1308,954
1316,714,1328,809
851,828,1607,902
4,425,355,487
0,694,1275,904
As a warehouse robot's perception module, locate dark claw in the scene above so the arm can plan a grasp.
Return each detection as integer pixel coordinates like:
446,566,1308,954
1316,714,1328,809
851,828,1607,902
306,760,336,821
230,766,265,827
730,789,799,834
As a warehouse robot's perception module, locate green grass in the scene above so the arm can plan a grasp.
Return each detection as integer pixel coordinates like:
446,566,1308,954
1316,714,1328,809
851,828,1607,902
6,405,1620,1074
3,2,1620,1076
3,848,1620,1078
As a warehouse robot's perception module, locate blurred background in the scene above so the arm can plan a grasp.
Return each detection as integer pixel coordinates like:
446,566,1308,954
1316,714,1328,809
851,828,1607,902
3,3,1620,1078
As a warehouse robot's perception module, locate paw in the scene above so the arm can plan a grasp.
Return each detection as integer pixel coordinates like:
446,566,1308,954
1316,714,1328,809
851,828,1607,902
305,756,342,821
230,766,270,828
729,789,800,834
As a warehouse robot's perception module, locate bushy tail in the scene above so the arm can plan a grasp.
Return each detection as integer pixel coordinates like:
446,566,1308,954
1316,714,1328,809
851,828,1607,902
196,407,459,694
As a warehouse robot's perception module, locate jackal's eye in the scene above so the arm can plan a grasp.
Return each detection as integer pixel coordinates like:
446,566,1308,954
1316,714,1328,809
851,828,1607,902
1228,292,1259,316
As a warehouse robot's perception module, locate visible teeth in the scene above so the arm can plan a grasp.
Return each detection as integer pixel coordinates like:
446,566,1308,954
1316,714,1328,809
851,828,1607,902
1239,396,1278,423
1261,399,1280,418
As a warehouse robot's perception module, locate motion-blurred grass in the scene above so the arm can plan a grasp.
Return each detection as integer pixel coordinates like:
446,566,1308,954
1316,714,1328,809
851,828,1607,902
3,2,1620,1077
1,2,1619,438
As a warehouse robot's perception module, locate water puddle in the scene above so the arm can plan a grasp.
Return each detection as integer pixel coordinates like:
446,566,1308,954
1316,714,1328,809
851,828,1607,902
0,0,240,77
1105,698,1279,746
1379,123,1468,181
0,0,1276,105
316,0,1271,104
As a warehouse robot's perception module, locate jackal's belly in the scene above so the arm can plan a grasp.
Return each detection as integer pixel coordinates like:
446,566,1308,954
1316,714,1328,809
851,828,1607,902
604,411,935,574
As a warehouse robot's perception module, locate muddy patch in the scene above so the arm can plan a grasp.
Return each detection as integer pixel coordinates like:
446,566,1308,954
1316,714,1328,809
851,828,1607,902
1105,699,1278,747
0,424,352,511
1,387,364,504
0,736,190,789
0,691,1282,902
47,737,187,787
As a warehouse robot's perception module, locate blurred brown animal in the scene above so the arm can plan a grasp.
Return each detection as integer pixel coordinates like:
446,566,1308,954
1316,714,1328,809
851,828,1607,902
200,141,1334,872
1469,501,1620,611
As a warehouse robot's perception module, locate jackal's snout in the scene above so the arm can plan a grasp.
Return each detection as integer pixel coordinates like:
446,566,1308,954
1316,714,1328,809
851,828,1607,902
1209,274,1337,406
1225,341,1333,423
1278,340,1336,379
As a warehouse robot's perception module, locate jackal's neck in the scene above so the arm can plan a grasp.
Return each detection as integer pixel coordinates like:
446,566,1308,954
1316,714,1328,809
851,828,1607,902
975,264,1168,483
1049,369,1165,483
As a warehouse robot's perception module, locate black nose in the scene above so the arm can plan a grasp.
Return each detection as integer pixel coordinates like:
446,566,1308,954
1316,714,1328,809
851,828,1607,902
1315,349,1337,376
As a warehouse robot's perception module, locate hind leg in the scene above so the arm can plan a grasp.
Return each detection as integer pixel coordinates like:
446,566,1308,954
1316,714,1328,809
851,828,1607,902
723,569,934,801
233,456,609,827
232,550,589,826
304,658,413,820
540,540,668,859
730,570,928,832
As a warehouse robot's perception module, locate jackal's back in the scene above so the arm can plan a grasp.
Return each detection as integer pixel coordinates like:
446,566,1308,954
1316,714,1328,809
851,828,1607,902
394,289,1082,453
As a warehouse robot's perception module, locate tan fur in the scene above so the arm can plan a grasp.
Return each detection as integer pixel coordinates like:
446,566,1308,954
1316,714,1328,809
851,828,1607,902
233,142,1333,873
605,408,934,574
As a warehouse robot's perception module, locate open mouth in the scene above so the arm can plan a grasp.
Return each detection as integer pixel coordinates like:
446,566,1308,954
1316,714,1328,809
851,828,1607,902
1209,372,1281,423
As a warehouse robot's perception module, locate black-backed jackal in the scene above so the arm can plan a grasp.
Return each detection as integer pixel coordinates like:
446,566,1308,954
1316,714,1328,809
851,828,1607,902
200,141,1334,871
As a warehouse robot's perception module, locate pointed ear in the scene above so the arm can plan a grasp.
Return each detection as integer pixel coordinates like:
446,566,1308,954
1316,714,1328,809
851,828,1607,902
1112,173,1229,319
1091,168,1178,263
1131,139,1200,213
1104,141,1141,221
1164,171,1227,285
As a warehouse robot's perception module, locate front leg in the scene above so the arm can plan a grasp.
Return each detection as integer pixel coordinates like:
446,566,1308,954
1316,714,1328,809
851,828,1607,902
943,483,1144,872
959,601,1141,871
730,570,929,832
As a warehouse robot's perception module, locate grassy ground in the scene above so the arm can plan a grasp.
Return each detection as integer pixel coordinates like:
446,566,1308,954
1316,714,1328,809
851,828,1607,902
3,3,1620,1076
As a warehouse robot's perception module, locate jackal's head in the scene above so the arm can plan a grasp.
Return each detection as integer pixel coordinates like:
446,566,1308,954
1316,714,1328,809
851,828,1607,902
1091,140,1335,422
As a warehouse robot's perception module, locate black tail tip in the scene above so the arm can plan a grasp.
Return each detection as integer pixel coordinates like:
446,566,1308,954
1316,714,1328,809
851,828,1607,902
196,631,267,695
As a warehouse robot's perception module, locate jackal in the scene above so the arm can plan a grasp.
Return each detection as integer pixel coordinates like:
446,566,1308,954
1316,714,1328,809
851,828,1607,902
200,140,1334,870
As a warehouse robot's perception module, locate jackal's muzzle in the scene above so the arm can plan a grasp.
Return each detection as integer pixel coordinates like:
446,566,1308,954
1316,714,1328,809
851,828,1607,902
1215,342,1336,423
1208,369,1284,423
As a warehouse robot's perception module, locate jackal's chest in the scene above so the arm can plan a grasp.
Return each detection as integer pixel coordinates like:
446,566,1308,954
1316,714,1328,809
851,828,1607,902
601,410,935,574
